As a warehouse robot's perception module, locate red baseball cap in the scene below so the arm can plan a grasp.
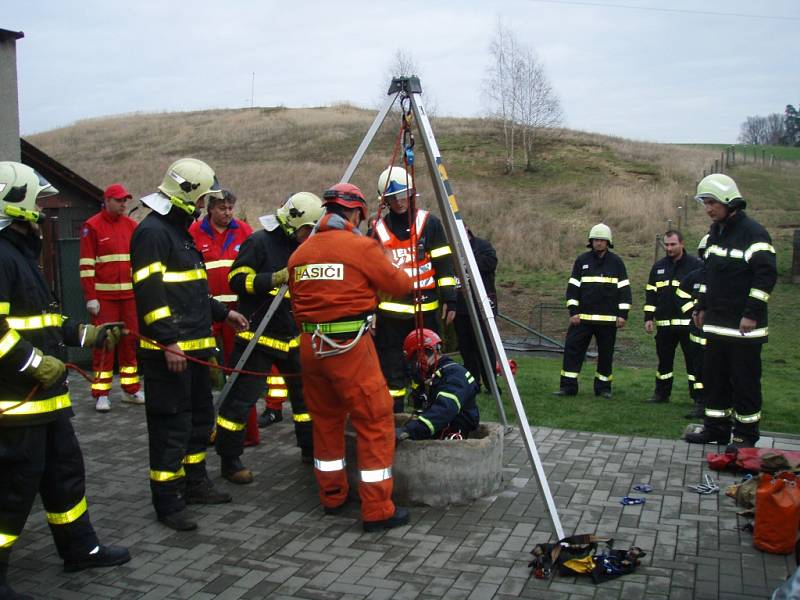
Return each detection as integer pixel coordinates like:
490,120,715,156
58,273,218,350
104,183,132,200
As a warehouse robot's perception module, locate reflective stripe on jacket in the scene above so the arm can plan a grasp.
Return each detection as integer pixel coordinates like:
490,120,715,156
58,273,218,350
643,252,702,326
697,211,776,343
565,250,631,322
79,210,137,300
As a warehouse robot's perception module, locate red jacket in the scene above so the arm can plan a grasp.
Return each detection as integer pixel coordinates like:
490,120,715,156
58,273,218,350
288,214,413,325
189,216,253,303
79,210,137,300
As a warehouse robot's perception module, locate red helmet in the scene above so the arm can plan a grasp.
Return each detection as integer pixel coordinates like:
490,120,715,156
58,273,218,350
322,183,367,220
402,328,442,361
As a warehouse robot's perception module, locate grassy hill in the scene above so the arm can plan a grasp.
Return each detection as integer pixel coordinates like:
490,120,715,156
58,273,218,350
28,106,800,439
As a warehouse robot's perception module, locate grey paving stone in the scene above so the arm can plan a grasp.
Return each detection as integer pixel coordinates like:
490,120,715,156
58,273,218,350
4,375,796,599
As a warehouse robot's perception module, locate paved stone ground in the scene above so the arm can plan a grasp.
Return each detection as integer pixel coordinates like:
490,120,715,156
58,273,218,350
7,375,797,599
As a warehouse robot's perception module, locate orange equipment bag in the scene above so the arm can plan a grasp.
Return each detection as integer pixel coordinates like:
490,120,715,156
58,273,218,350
753,472,800,554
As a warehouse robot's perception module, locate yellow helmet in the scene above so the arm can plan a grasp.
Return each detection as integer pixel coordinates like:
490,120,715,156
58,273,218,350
378,166,414,199
276,192,324,236
154,158,223,215
0,161,58,231
695,173,743,206
587,223,613,248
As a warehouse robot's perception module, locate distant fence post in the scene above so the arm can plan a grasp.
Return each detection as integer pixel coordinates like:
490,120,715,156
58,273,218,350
720,151,725,173
731,146,736,165
677,206,682,230
793,229,800,284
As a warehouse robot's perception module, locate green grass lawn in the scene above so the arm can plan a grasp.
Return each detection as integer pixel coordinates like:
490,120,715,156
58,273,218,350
476,339,799,440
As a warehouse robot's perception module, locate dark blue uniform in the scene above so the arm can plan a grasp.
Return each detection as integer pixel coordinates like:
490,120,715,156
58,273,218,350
403,357,480,440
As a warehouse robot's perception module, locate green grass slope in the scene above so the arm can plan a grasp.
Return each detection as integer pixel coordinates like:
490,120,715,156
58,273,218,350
28,107,800,439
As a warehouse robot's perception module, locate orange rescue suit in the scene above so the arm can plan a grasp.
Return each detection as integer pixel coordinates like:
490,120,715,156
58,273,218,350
288,214,412,521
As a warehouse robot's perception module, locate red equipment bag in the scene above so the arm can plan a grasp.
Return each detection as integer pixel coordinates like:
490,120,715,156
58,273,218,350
753,472,800,554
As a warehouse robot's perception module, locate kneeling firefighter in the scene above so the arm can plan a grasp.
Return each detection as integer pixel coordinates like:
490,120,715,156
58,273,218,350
215,192,324,483
397,328,480,441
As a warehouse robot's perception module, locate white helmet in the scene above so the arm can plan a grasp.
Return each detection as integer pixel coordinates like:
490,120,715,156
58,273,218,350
0,161,58,231
274,192,324,236
695,173,745,209
142,158,223,216
587,223,613,248
378,166,414,199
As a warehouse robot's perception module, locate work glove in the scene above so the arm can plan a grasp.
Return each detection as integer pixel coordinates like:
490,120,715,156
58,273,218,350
272,268,289,287
208,356,225,390
395,427,410,443
86,299,100,316
30,353,66,388
80,322,125,350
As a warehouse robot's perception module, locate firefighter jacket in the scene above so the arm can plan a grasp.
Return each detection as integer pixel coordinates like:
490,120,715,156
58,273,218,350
455,234,498,315
79,210,137,301
227,227,299,356
565,250,631,322
130,210,228,357
696,210,776,343
643,252,702,327
372,209,457,317
289,214,413,328
0,227,84,427
189,216,253,304
404,356,480,440
676,267,706,346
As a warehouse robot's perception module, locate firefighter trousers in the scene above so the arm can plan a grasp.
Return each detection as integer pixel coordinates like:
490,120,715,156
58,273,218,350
375,311,440,412
0,412,99,571
559,322,617,394
215,343,311,458
91,298,140,398
702,339,763,442
141,356,214,518
454,313,496,391
653,326,699,399
300,333,396,522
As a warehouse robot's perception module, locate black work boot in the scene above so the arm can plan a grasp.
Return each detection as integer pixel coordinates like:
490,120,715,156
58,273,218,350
221,456,254,484
647,392,669,403
300,447,314,465
63,544,131,572
258,408,283,428
185,478,232,505
597,390,613,399
158,509,197,532
725,436,757,454
553,388,577,397
684,427,729,445
363,506,410,532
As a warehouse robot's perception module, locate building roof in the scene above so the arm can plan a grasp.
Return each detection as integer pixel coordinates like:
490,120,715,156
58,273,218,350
21,138,103,206
0,29,24,42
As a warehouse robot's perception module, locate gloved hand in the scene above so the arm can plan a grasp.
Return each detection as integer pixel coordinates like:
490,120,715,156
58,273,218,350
208,356,225,390
31,354,66,388
395,427,410,443
80,322,125,350
86,299,100,316
272,268,289,287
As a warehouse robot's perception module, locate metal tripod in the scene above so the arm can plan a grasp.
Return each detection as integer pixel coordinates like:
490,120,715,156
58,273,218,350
341,76,564,539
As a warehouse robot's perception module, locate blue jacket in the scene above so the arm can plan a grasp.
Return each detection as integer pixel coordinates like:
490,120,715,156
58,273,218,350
404,356,480,440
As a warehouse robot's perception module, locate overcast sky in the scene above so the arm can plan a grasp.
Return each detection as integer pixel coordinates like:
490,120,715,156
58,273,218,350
6,0,798,143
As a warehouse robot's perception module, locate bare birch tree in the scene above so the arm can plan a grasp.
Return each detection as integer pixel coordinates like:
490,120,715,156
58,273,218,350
484,21,562,173
516,47,563,171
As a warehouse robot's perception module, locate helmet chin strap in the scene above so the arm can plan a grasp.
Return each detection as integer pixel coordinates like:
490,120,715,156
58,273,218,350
169,195,199,217
3,204,42,224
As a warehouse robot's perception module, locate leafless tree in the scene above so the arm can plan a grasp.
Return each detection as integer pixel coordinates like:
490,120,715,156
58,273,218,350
738,115,768,145
515,46,563,171
764,113,786,145
483,21,562,173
